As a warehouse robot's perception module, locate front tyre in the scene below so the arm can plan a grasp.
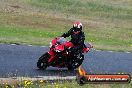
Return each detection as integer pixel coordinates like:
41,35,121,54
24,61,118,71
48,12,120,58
37,52,50,70
37,59,47,70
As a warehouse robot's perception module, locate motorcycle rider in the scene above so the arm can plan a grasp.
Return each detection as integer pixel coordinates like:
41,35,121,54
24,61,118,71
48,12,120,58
37,21,87,70
46,21,85,61
61,21,86,53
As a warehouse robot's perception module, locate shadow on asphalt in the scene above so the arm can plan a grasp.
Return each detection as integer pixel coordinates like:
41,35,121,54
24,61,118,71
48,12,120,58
34,68,77,77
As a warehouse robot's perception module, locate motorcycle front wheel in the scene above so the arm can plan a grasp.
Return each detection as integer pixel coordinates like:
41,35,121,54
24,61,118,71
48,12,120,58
37,52,50,70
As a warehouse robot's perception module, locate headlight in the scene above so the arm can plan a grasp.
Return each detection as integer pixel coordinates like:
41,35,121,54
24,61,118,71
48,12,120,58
55,50,61,52
49,42,52,48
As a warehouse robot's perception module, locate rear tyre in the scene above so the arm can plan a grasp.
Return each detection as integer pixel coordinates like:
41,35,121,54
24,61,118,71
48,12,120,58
37,52,50,70
67,54,84,71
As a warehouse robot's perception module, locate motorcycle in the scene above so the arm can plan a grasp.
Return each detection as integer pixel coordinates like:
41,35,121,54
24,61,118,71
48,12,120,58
37,37,92,71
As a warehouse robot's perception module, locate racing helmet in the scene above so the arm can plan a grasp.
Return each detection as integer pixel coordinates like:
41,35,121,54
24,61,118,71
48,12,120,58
73,21,82,34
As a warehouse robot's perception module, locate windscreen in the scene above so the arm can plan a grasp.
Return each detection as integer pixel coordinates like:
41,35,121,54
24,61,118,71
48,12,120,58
56,37,67,44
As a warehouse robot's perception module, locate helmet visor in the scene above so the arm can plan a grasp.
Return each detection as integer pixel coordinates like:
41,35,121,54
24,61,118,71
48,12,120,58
73,27,81,32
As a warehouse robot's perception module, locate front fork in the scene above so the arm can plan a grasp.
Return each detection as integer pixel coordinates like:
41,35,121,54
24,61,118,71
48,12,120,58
47,50,55,63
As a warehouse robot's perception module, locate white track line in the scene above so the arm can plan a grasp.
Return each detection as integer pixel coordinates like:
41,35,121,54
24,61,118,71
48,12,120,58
10,44,16,46
125,52,131,53
0,76,76,82
95,50,101,51
9,44,132,53
107,51,113,53
40,46,46,47
28,45,33,46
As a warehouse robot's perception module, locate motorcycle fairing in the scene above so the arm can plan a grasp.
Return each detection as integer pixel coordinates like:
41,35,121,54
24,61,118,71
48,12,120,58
48,51,55,63
55,44,65,52
64,41,74,48
82,48,89,53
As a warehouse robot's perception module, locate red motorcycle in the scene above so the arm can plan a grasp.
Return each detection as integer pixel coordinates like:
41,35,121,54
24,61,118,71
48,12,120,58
37,37,92,70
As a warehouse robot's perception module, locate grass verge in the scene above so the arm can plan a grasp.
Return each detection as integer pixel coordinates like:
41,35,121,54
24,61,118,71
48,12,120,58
0,79,132,88
0,0,132,52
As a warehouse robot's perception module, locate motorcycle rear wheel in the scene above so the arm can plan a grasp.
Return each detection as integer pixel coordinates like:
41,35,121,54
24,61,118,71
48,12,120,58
67,54,84,71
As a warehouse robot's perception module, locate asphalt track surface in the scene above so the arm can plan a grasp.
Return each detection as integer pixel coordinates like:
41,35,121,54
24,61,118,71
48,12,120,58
0,44,132,78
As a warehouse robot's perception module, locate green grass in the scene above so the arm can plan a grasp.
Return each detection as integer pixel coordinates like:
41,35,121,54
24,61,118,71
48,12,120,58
0,0,132,52
1,80,132,88
26,0,132,20
25,81,132,88
0,25,62,45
